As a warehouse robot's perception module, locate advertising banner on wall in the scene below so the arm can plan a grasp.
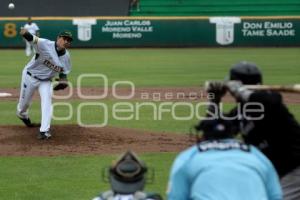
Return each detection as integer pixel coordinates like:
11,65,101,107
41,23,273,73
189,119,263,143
0,16,299,47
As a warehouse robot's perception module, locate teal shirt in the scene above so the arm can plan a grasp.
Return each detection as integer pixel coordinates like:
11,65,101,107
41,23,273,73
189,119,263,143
167,139,282,200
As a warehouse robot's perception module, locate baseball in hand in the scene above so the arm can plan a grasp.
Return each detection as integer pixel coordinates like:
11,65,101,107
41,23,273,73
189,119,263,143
8,3,15,10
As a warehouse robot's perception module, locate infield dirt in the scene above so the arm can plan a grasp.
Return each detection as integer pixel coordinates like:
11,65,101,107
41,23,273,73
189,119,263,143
1,87,300,103
1,87,299,156
0,125,193,156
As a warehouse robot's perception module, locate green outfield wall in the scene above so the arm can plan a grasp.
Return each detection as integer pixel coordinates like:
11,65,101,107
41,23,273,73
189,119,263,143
1,16,300,47
130,0,300,16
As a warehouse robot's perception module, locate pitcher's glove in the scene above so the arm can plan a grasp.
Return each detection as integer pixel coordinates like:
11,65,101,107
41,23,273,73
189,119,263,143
53,78,68,91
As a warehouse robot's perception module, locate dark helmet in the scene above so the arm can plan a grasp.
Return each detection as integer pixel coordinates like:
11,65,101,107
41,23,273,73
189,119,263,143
109,151,147,194
195,118,237,140
229,61,262,85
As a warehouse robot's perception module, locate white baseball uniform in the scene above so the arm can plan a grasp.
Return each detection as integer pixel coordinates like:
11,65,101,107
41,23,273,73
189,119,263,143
24,22,40,56
17,35,71,133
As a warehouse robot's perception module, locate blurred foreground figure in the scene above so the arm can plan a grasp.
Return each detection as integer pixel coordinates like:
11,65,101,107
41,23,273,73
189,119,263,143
205,61,300,200
167,118,282,200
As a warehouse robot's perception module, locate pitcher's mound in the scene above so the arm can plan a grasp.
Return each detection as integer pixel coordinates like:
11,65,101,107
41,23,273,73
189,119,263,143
0,125,193,156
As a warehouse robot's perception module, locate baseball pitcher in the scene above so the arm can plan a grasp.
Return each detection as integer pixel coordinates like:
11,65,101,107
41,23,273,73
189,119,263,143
17,28,72,139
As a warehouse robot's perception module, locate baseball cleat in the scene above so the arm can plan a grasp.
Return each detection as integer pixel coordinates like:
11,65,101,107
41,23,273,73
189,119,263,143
18,117,40,128
37,131,52,140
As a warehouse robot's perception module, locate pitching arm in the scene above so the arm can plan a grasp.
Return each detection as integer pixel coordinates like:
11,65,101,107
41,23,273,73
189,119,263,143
20,27,39,45
20,28,33,41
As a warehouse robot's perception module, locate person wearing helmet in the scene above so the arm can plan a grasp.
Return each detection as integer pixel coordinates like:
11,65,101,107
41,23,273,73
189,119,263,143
229,61,263,85
167,118,282,200
205,61,300,200
92,151,162,200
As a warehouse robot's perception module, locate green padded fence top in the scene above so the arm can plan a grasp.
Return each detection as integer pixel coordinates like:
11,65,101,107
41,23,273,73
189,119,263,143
130,0,300,16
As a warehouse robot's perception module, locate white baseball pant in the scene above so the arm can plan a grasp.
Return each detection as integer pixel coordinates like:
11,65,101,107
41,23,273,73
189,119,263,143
17,69,53,132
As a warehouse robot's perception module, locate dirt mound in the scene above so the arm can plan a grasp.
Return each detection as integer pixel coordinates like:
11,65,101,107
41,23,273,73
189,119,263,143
0,125,193,156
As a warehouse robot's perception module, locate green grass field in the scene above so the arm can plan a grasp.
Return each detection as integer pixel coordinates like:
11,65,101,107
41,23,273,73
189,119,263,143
1,48,300,88
0,153,176,200
0,48,300,200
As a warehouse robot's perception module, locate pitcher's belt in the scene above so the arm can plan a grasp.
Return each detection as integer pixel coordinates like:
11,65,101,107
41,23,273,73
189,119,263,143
27,71,52,81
